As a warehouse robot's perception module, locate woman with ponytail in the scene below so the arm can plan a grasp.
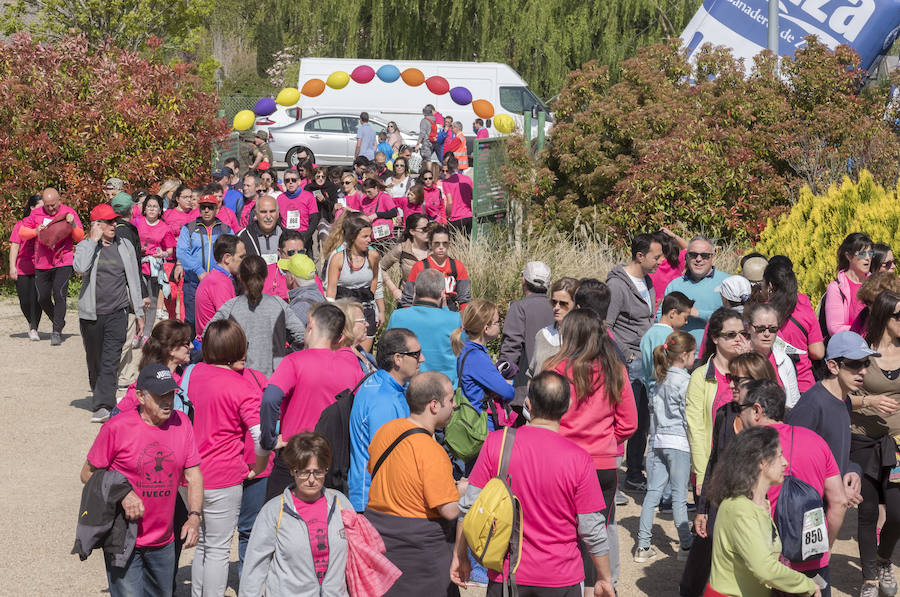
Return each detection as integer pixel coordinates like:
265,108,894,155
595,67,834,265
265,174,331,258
210,255,305,377
543,309,637,592
636,330,697,562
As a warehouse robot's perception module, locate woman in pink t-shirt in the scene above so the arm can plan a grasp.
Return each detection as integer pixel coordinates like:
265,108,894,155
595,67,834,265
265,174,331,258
649,227,688,309
189,320,269,596
824,232,872,336
420,171,447,224
136,195,177,340
9,194,43,340
164,184,197,321
544,309,637,590
241,432,353,594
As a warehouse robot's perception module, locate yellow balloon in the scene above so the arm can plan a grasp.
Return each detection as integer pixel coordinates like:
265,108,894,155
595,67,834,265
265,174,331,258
276,87,301,106
326,71,350,89
494,113,515,134
233,110,255,131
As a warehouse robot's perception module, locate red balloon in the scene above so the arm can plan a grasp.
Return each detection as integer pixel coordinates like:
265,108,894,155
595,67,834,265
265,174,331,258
350,65,375,84
425,76,450,95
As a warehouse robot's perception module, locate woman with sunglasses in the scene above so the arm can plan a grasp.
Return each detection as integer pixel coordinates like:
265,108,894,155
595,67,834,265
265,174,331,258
681,352,777,596
850,272,900,336
305,166,338,254
241,432,354,596
824,232,873,336
419,170,447,224
345,178,398,249
136,195,177,342
846,291,900,597
527,277,580,382
380,213,431,301
385,157,412,201
386,121,403,151
257,168,281,199
871,243,896,275
744,302,801,408
687,308,749,498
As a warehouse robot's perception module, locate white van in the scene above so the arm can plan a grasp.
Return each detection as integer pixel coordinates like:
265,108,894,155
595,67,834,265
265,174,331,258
255,57,552,138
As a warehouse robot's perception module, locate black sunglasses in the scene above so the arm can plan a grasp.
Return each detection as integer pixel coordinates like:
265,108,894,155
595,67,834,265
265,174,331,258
725,373,751,386
550,299,571,308
284,177,299,183
719,330,750,340
751,324,780,334
198,204,217,211
840,358,870,371
727,401,756,414
283,249,302,256
687,251,713,260
397,349,422,360
891,310,900,321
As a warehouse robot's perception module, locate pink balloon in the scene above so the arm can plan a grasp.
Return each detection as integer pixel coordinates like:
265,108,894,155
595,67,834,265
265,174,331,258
351,65,375,84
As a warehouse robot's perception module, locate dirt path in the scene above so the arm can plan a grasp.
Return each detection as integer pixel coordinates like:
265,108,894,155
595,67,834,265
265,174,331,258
0,298,875,595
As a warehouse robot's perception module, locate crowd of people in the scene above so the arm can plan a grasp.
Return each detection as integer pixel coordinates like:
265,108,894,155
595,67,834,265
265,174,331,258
11,104,900,596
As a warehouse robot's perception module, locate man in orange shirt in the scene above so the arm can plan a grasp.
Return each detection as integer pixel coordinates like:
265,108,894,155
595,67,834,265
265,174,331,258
364,371,464,596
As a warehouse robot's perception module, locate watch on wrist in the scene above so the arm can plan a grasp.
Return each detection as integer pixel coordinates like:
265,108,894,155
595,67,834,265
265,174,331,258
189,510,202,519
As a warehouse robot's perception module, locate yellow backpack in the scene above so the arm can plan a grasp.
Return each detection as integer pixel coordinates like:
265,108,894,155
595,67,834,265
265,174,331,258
462,427,523,589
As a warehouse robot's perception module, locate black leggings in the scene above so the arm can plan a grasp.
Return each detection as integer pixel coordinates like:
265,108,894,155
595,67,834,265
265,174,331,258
858,470,900,580
581,468,616,586
35,266,72,333
15,273,41,330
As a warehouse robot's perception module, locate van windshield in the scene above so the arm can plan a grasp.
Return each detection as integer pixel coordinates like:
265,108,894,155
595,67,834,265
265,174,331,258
499,86,552,121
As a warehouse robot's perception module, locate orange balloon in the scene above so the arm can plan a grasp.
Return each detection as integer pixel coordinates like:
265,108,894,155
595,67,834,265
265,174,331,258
472,99,495,119
301,78,326,97
401,68,425,86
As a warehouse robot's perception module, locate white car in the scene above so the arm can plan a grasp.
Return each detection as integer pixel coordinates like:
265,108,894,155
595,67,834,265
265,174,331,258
267,113,417,167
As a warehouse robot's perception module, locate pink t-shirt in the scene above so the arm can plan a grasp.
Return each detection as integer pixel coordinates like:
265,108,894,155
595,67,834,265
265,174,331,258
267,348,365,439
87,409,200,547
277,191,317,232
711,363,733,416
443,173,473,221
468,426,606,587
649,249,686,310
291,493,330,583
422,186,446,223
164,209,196,255
194,268,236,339
476,128,489,139
346,192,396,239
241,369,274,478
135,216,177,276
22,204,83,269
392,194,424,218
768,423,841,571
186,363,261,489
217,206,240,233
10,221,36,276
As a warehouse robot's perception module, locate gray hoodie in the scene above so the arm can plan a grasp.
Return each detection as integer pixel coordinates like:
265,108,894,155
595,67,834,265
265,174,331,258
605,264,656,362
240,487,353,597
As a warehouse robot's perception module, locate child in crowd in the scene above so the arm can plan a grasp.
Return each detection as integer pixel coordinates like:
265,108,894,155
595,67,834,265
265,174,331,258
635,330,697,563
641,291,695,392
376,132,393,168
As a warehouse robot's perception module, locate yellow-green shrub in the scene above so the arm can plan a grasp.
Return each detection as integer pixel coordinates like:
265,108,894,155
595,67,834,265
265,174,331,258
757,170,900,303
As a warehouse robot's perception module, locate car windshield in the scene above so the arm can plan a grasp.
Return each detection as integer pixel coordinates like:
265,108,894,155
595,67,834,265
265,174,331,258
499,86,552,121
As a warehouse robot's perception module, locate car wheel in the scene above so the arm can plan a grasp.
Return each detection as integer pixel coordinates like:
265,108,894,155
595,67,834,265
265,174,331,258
286,146,316,167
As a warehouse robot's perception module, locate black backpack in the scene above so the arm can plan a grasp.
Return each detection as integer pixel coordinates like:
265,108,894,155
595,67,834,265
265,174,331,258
774,426,828,563
314,371,376,495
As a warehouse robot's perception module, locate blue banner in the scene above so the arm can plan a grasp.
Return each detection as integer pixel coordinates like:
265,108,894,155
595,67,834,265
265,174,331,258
682,0,900,71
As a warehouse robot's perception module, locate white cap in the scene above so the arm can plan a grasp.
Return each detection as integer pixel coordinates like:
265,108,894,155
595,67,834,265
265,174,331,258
522,261,551,289
716,275,752,304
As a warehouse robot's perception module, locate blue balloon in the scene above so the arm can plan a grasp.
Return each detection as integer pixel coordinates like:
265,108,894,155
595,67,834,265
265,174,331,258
254,97,277,117
376,64,401,83
449,86,473,106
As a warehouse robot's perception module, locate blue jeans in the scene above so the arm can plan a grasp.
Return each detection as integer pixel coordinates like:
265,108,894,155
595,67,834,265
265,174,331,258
104,542,175,597
638,447,692,550
237,476,268,577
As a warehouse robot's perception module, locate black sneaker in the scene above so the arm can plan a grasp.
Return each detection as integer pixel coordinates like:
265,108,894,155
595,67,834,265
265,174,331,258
624,478,648,492
50,332,62,346
659,499,673,514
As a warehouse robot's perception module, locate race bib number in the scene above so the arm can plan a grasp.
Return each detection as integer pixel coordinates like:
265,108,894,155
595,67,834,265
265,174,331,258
262,253,278,266
801,507,828,560
775,335,807,355
337,197,347,207
372,224,391,240
286,210,301,230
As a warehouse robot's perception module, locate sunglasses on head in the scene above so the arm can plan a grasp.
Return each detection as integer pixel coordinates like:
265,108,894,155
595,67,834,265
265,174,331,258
719,330,750,340
687,251,713,260
751,324,780,334
840,358,870,370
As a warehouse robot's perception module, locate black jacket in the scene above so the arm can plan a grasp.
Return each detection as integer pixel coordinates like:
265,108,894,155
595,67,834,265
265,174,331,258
72,469,138,567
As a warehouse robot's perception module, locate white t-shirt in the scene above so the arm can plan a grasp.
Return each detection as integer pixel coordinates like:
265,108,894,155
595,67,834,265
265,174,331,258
626,272,653,311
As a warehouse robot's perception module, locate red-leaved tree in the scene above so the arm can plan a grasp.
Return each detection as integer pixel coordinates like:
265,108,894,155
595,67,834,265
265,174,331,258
0,33,227,272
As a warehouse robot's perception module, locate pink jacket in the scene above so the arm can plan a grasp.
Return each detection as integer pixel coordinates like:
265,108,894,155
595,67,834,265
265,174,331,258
824,270,864,336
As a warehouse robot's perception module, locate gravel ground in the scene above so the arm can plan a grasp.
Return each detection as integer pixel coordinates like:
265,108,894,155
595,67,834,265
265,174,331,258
0,298,879,596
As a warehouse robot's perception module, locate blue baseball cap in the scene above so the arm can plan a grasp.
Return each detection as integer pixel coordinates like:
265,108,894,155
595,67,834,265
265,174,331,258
825,331,881,362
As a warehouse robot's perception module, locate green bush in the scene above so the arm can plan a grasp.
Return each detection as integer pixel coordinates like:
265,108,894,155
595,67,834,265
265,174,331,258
756,170,900,303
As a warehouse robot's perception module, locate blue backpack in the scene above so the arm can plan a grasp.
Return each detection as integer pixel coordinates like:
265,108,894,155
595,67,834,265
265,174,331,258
774,426,828,563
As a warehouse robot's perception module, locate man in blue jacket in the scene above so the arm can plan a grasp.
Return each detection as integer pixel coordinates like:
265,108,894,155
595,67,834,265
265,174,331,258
386,269,461,385
176,195,232,338
347,328,424,511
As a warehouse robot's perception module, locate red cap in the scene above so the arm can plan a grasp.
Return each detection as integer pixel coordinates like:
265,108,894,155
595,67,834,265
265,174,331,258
90,204,118,221
197,194,218,206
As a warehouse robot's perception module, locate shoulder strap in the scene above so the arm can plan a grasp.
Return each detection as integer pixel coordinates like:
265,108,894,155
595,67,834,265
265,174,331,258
178,364,196,421
497,427,517,481
350,371,377,396
276,493,285,534
788,315,807,338
423,256,431,270
456,348,472,390
371,427,431,478
450,258,458,279
787,425,794,476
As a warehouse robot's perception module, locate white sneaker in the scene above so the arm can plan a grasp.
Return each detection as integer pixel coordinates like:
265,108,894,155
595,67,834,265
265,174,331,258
634,547,657,563
28,329,39,341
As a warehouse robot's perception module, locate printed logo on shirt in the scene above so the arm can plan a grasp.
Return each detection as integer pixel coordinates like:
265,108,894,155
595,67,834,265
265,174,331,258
445,275,457,295
138,442,178,498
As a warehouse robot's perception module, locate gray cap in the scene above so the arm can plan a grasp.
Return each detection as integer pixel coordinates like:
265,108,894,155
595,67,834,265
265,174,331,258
825,331,881,361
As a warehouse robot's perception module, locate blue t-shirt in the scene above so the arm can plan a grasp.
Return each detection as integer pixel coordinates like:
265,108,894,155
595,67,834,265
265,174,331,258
356,123,376,160
640,323,674,392
387,304,462,385
659,268,730,346
347,369,410,511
